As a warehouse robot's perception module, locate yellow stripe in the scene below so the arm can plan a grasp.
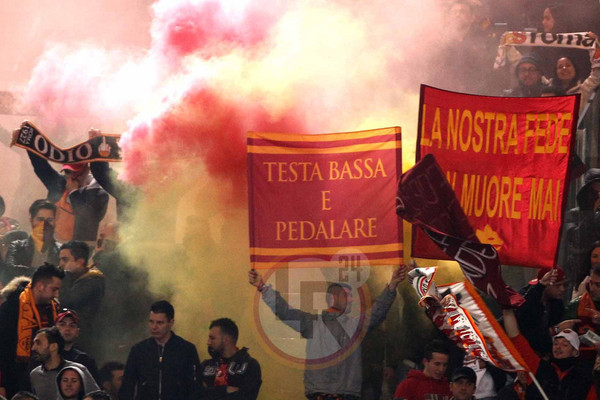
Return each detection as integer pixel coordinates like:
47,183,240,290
251,258,403,269
248,140,401,155
248,127,401,142
250,243,403,256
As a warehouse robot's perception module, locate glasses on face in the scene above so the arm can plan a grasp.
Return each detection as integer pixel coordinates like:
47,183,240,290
518,67,539,74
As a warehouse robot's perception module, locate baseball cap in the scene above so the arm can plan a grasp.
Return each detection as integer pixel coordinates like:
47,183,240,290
450,366,477,383
56,309,80,326
554,329,580,350
61,163,87,173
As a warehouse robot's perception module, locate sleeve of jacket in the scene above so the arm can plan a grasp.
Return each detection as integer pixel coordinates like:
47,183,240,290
27,151,65,202
90,161,121,199
79,364,101,392
260,284,316,338
233,358,262,400
368,287,397,332
185,342,202,400
4,240,36,277
119,344,140,400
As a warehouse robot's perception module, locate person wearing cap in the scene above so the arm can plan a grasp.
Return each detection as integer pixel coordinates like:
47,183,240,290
449,367,476,400
24,145,108,244
4,200,60,281
564,168,600,291
56,310,99,383
503,307,596,399
514,267,570,357
503,55,549,97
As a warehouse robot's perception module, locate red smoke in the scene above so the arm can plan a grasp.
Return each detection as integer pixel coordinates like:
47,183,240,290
121,87,304,204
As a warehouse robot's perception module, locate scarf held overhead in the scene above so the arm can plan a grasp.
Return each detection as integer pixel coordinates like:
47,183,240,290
11,121,122,164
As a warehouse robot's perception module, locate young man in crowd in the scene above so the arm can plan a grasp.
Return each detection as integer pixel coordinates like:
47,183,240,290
393,340,452,400
4,200,60,281
449,367,476,400
201,318,262,399
98,362,124,400
58,241,105,350
29,327,98,400
0,263,64,397
119,300,200,400
56,309,99,382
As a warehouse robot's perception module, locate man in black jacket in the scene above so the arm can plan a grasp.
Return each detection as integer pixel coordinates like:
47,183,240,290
4,200,60,281
119,300,201,400
201,318,262,400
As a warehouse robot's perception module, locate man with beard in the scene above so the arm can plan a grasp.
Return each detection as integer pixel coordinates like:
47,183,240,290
0,263,64,398
119,300,201,400
29,327,98,400
566,265,600,336
4,200,60,281
503,307,595,399
200,318,262,400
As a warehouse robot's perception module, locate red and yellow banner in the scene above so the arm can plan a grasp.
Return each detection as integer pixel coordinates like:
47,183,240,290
247,127,403,269
416,85,579,268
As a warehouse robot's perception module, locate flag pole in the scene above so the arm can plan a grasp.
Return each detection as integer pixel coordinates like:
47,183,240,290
528,371,550,400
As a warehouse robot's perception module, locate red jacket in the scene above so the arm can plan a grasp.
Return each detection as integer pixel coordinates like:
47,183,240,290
394,369,451,400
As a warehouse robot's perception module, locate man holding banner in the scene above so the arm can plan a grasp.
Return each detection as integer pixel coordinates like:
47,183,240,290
248,266,406,400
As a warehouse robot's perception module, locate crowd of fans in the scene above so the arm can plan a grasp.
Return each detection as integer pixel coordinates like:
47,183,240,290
3,0,600,399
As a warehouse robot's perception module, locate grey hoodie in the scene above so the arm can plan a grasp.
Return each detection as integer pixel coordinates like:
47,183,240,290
56,365,93,400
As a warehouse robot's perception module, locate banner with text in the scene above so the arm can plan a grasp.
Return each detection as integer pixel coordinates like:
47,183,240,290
416,86,578,268
248,128,403,269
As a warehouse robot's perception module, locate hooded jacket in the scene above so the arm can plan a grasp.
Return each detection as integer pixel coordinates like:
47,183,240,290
56,365,94,400
200,347,262,400
393,369,452,400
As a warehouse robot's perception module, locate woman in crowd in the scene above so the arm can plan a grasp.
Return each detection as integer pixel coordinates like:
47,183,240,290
551,56,581,94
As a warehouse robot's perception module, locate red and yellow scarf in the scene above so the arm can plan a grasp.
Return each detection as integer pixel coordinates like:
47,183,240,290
16,284,58,362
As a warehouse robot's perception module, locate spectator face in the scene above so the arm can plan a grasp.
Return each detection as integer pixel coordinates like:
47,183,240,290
423,352,449,380
34,277,62,304
327,286,352,313
556,58,576,83
588,272,600,301
59,249,86,274
542,8,555,33
105,369,124,394
149,311,173,343
60,369,82,399
31,332,52,363
591,246,600,267
207,326,226,358
552,337,577,359
31,208,55,229
517,62,541,88
450,377,476,400
57,317,80,344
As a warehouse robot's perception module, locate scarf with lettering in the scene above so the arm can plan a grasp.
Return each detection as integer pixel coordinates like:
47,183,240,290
16,284,58,361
